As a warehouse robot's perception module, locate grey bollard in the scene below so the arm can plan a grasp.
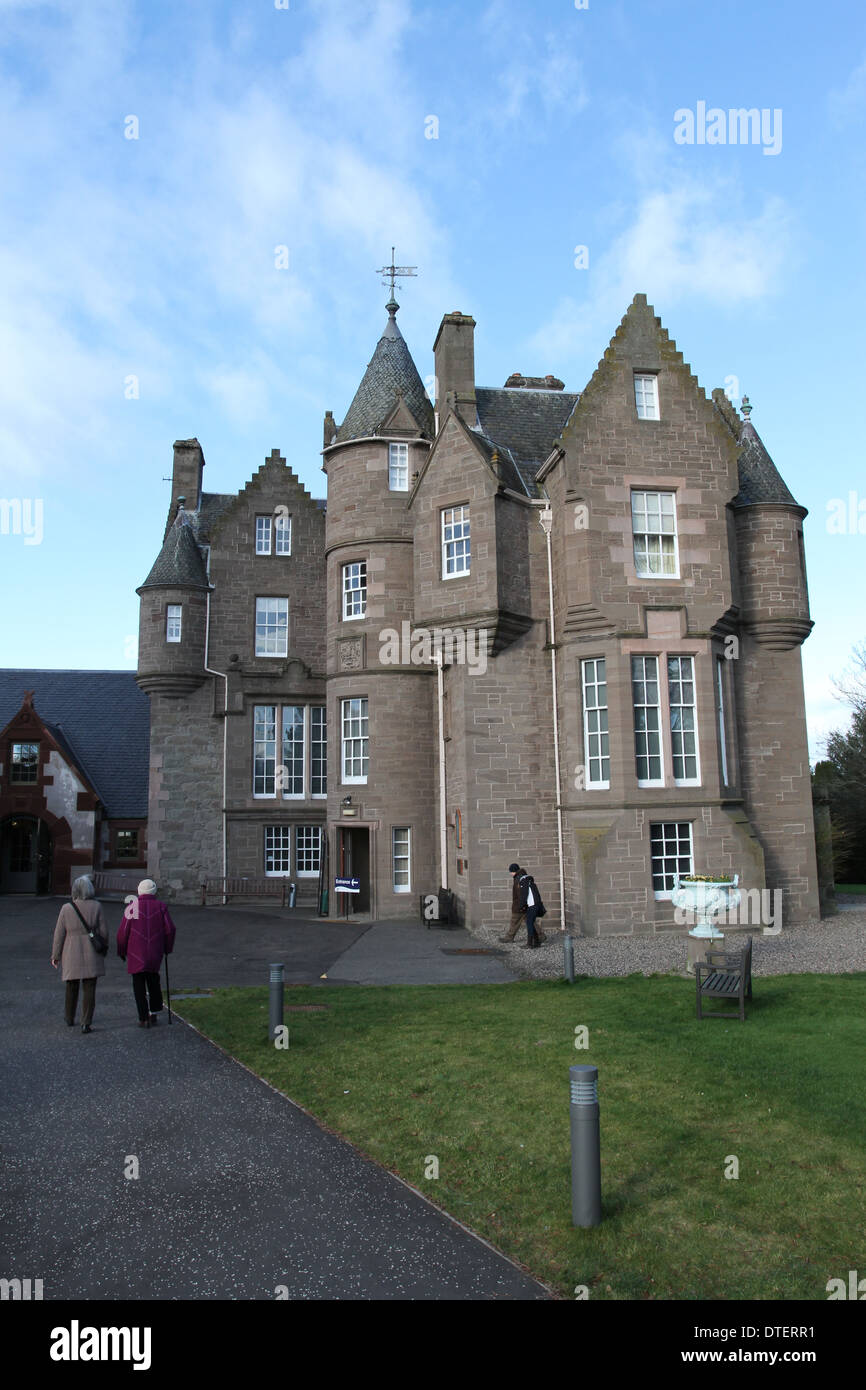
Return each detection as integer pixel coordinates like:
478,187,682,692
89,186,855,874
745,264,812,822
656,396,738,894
289,882,297,910
269,963,284,1043
570,1064,601,1227
563,934,575,983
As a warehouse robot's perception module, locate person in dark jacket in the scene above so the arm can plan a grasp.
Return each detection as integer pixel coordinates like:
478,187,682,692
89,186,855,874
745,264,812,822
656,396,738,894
498,863,526,942
117,879,176,1029
517,869,547,949
51,875,107,1033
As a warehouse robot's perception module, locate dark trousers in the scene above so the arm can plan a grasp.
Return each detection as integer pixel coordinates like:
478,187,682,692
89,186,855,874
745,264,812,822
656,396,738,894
132,971,163,1021
526,906,540,944
65,978,96,1027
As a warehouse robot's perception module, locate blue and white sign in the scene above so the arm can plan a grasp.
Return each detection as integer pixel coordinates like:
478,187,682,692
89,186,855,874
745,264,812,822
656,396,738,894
335,876,360,893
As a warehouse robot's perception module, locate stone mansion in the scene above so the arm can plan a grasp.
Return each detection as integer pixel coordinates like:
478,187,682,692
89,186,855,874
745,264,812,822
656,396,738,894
126,291,819,935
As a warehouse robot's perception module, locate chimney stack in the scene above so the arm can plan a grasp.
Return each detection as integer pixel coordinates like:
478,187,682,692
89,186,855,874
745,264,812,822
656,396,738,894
433,311,476,427
168,439,205,536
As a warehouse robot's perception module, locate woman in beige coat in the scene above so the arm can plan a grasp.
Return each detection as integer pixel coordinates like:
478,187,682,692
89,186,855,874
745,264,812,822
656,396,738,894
51,875,107,1033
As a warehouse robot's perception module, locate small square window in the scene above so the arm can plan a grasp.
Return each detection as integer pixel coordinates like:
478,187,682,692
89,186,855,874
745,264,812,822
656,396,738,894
116,829,139,860
264,826,292,876
634,374,659,420
650,821,693,898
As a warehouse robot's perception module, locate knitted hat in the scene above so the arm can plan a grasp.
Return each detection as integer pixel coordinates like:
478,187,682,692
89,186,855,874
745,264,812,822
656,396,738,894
138,879,158,896
508,862,521,873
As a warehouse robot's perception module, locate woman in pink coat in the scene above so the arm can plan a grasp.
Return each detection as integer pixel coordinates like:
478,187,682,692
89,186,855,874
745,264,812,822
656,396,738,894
117,879,176,1029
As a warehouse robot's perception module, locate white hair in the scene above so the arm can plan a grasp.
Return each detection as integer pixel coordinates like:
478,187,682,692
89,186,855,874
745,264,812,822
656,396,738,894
71,875,96,901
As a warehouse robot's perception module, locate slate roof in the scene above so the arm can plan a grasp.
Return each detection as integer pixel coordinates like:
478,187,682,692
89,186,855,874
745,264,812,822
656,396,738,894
733,419,801,508
194,492,236,543
337,309,435,443
140,512,210,590
0,671,150,818
475,388,580,495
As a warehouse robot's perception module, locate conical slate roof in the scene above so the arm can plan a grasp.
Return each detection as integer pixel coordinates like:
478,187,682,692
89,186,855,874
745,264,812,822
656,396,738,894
138,511,209,590
336,304,435,443
733,411,800,508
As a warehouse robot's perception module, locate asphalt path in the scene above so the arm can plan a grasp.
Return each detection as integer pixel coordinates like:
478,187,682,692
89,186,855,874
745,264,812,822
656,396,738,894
0,897,547,1301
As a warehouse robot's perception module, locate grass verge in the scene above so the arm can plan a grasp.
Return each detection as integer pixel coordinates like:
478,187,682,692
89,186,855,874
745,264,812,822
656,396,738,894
174,974,866,1300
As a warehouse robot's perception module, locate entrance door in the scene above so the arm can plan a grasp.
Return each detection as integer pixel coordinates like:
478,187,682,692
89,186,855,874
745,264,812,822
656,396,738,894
0,817,39,893
339,826,370,913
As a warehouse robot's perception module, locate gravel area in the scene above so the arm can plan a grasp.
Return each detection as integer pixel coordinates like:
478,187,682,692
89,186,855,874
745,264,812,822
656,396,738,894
473,901,866,980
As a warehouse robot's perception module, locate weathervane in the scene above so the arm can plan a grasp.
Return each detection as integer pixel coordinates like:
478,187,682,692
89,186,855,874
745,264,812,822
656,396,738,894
376,247,417,312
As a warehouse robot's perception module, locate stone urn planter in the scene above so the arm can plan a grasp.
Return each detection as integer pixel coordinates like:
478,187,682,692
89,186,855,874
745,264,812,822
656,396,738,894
672,873,741,975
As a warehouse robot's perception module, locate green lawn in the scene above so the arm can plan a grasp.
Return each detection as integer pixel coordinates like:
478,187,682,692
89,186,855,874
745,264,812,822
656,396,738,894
174,974,866,1300
837,883,866,894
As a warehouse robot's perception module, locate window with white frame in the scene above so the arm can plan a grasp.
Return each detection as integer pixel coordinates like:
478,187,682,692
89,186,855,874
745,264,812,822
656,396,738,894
253,706,277,796
716,657,729,787
442,505,470,578
668,656,700,784
389,442,409,491
631,491,678,578
342,562,366,620
10,742,39,784
255,516,272,554
275,512,291,555
341,697,368,782
166,605,182,642
280,706,305,798
255,597,289,656
311,706,327,797
582,658,610,788
264,826,292,876
632,656,663,785
296,825,322,877
392,827,411,892
650,821,693,898
253,705,326,799
634,373,660,420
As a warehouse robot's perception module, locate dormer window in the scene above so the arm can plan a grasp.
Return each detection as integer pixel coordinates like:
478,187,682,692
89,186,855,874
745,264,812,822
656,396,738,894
634,373,659,420
389,443,409,491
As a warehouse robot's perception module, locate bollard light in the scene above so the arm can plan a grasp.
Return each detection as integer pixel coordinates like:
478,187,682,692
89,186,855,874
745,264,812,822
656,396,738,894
269,962,284,1043
563,934,575,984
570,1063,601,1228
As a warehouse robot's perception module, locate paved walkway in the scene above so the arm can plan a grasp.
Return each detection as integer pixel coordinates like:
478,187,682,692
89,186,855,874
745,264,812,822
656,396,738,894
0,898,544,1301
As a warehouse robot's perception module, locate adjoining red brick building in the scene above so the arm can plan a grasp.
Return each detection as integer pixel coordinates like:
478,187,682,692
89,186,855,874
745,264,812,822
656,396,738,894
134,292,820,934
0,674,149,895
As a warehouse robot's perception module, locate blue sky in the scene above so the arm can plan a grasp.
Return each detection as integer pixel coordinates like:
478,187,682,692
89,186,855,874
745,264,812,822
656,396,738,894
1,0,864,759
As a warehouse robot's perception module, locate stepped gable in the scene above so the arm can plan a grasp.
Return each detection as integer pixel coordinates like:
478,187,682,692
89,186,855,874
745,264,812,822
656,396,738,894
731,403,801,509
0,670,150,818
336,303,435,443
139,509,209,590
475,385,580,496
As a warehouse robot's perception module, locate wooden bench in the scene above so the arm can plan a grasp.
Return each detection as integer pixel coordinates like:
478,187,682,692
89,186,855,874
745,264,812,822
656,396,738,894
92,870,143,900
695,937,753,1021
201,878,292,907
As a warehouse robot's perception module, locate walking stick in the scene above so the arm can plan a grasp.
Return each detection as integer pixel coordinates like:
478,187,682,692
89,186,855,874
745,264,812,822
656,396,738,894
164,951,172,1024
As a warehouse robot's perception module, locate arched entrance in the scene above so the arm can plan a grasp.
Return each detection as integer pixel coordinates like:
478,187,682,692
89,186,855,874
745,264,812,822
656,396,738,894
0,816,53,894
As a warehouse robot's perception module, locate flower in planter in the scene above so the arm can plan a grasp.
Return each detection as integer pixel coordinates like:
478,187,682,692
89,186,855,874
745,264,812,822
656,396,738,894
679,874,735,883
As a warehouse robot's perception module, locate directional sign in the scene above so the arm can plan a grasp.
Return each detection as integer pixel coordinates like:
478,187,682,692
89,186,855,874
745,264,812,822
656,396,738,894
335,877,360,893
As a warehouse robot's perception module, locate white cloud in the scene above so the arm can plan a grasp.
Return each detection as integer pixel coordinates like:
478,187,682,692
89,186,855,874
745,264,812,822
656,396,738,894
531,182,793,364
829,54,866,123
